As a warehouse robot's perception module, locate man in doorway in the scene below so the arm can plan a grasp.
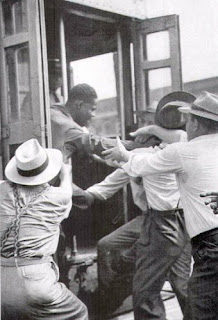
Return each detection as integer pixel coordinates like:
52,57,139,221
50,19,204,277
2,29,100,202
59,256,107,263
48,58,64,105
50,83,145,285
103,91,218,320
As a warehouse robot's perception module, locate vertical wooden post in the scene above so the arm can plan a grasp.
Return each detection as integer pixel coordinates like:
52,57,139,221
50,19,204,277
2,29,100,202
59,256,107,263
59,13,68,103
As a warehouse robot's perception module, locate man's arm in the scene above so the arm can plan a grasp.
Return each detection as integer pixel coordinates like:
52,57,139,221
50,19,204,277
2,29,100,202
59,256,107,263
130,125,187,144
71,168,130,209
87,168,130,200
63,125,158,161
102,137,182,178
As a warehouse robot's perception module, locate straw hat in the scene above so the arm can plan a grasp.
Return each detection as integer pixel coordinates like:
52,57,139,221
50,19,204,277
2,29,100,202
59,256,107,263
179,91,218,121
155,91,196,129
5,139,63,185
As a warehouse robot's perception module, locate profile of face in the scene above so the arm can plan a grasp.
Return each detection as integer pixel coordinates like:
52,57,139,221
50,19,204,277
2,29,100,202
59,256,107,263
49,74,63,91
138,112,155,128
185,113,196,141
76,98,98,127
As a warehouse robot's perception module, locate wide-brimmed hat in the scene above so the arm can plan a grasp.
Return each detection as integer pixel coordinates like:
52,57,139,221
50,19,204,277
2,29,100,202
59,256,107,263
155,91,196,129
5,139,63,185
179,91,218,122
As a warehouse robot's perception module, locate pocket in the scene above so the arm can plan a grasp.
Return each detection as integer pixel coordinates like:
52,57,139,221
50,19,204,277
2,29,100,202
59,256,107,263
22,263,50,281
154,212,185,246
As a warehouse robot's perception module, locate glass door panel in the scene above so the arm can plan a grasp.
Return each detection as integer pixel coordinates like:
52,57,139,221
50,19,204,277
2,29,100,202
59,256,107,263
0,0,48,169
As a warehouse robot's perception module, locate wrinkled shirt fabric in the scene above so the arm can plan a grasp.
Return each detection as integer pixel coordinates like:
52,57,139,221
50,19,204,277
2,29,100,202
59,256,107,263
123,134,218,238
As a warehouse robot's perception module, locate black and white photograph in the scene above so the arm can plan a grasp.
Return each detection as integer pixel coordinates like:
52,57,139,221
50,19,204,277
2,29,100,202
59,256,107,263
0,1,218,319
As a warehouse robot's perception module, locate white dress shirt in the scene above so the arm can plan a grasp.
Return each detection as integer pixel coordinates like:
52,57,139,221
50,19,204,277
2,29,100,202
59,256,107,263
87,148,180,212
123,134,218,238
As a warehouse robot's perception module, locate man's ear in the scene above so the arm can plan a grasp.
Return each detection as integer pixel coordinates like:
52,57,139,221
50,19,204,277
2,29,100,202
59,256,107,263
193,117,199,132
75,100,83,110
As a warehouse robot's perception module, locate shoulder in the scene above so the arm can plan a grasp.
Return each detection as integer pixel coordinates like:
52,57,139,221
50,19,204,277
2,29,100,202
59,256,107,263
44,185,72,205
51,106,74,126
0,180,11,192
0,181,13,203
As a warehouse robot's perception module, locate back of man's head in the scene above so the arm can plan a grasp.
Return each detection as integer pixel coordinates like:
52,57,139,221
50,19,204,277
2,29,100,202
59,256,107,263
68,84,97,104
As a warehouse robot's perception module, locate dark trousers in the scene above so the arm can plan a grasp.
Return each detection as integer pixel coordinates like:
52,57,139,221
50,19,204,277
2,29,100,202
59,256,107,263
184,228,218,320
97,210,191,318
133,208,189,320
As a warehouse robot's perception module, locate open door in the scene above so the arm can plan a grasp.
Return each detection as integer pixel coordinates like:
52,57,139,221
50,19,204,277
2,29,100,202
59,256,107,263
133,14,183,112
0,0,50,171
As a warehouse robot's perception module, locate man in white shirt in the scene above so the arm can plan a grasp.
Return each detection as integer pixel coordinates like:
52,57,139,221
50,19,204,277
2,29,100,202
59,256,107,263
85,92,195,319
103,91,218,320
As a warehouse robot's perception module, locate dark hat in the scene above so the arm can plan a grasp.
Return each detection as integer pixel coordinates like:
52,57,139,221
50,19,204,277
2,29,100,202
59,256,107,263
179,91,218,122
155,91,196,129
48,59,62,75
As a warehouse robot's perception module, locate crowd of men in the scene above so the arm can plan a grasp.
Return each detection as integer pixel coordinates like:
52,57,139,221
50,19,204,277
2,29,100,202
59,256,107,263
1,65,218,320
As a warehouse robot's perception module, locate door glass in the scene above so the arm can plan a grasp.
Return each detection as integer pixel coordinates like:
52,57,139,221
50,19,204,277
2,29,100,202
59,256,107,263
146,31,170,61
2,0,27,36
70,53,121,137
148,68,172,103
5,44,32,122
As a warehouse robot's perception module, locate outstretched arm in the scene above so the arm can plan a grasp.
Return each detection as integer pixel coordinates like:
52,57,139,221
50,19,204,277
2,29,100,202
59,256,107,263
59,163,73,197
130,125,187,144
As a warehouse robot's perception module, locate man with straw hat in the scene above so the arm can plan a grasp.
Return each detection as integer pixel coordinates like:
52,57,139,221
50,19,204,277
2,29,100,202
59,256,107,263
103,91,218,320
0,139,88,319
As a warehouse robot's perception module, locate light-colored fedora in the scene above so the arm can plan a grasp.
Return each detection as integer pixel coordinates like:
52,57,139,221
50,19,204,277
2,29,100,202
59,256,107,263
155,91,196,129
179,91,218,121
5,139,63,185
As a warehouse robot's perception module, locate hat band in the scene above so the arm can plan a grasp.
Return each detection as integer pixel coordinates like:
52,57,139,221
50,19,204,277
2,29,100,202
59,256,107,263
192,104,216,116
17,156,49,177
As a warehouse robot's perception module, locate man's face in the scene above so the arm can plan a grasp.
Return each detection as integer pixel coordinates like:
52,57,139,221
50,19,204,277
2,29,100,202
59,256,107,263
77,98,98,127
138,112,155,128
185,113,195,141
49,74,62,91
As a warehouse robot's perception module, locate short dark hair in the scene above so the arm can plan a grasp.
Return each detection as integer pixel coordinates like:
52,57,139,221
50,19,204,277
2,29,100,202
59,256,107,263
192,114,218,132
68,84,97,104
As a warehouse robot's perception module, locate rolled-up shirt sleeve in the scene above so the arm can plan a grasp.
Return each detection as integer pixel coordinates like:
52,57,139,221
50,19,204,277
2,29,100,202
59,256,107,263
122,143,182,178
87,168,130,200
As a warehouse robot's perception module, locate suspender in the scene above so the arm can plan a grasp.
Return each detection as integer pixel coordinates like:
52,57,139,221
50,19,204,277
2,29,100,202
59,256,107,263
1,184,48,265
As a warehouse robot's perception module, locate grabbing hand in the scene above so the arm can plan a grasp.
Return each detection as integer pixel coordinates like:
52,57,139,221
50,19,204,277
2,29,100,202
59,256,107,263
102,136,130,165
130,127,151,143
200,192,218,214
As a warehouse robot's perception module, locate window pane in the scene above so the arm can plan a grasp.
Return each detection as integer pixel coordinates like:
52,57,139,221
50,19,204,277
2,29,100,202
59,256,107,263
148,68,172,103
2,0,27,36
5,44,32,122
14,0,27,33
2,1,13,36
146,31,170,61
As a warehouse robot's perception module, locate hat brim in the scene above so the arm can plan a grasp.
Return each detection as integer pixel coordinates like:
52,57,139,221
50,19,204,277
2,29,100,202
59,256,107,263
155,91,196,129
5,149,63,185
179,107,218,122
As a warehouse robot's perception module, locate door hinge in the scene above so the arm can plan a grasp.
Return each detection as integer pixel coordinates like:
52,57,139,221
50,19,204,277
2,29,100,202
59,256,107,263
2,126,10,139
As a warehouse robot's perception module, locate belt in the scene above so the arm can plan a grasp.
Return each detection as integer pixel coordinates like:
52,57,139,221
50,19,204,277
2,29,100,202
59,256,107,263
148,207,183,216
1,255,53,267
191,228,218,247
